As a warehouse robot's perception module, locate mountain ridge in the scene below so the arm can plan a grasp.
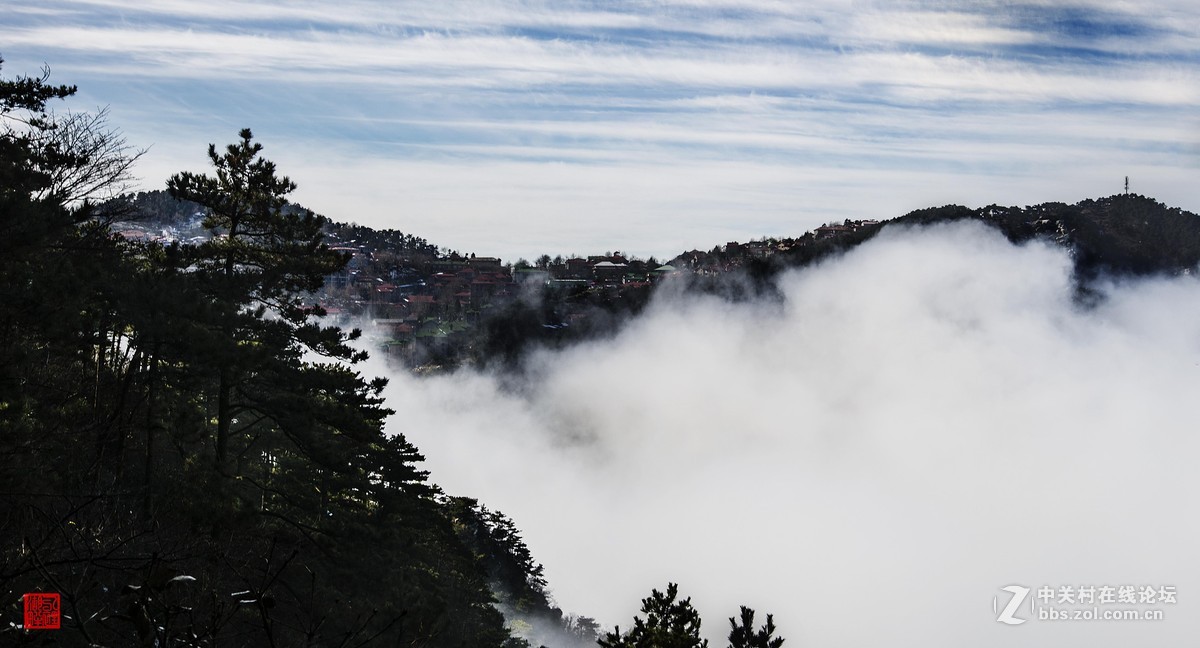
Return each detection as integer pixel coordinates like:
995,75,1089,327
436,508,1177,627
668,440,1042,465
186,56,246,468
111,190,1200,280
107,191,1200,370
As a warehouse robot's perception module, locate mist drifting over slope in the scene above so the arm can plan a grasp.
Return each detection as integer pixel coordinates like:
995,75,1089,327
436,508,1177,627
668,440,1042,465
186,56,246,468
378,221,1200,646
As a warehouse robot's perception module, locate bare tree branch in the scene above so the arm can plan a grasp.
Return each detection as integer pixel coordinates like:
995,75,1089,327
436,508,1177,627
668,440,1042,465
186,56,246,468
29,107,147,205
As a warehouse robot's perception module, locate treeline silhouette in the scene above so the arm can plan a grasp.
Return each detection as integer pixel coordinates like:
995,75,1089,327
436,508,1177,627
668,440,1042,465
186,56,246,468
0,59,552,647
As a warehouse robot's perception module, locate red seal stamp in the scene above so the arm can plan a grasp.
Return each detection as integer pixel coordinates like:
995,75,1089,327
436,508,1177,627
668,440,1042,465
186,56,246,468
24,592,61,630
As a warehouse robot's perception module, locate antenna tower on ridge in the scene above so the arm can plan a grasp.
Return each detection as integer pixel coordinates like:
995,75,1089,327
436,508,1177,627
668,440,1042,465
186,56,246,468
1125,176,1129,195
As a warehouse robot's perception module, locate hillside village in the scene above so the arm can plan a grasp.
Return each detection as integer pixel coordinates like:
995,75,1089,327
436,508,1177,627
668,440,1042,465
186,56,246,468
111,190,887,368
110,190,1199,370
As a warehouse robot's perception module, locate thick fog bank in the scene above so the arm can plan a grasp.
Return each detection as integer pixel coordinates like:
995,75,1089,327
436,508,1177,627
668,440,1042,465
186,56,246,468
379,221,1200,646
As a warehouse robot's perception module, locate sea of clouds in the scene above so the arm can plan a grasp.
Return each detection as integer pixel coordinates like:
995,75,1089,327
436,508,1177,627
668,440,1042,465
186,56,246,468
375,220,1200,646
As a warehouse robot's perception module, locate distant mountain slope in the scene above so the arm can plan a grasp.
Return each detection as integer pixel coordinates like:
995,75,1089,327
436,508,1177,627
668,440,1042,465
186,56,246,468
861,194,1200,279
113,189,1200,280
108,190,1200,369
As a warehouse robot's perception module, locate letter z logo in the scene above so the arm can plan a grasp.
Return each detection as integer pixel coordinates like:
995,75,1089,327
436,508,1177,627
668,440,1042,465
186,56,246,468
994,585,1030,625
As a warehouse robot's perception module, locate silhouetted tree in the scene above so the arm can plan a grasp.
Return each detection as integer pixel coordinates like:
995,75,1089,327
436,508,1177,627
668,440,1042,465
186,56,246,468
727,606,784,648
599,583,708,648
166,128,358,470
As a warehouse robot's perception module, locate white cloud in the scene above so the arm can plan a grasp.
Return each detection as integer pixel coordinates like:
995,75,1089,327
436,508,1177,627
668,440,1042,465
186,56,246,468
374,222,1200,646
853,10,1038,46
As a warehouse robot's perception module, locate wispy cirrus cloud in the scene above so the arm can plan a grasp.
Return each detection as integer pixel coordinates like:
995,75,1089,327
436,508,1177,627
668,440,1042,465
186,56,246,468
1,0,1196,259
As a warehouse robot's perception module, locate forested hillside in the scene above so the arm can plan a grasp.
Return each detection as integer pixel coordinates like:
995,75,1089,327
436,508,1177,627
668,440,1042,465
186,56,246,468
1,60,792,648
0,60,546,647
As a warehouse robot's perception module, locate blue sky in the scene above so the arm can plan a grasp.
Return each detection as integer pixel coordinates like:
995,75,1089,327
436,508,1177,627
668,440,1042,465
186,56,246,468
3,0,1198,261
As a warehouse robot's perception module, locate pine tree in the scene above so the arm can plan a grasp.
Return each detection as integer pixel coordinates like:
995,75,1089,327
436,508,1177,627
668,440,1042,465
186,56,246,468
599,583,709,648
166,128,360,470
727,606,785,648
0,57,132,495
